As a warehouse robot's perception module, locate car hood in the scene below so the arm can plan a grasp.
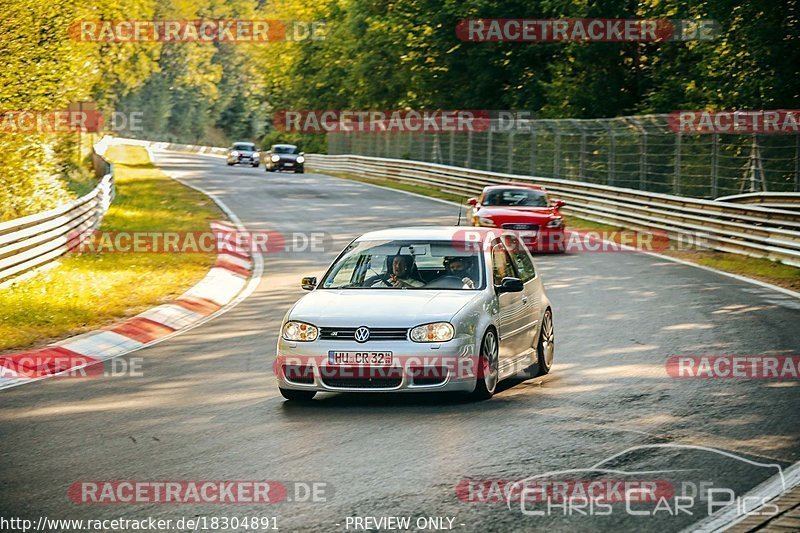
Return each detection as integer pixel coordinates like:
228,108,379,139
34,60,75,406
275,153,299,161
234,150,256,156
288,289,481,327
477,206,557,220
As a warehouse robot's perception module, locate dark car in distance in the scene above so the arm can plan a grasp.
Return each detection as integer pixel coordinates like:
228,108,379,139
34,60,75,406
264,144,304,173
226,142,260,167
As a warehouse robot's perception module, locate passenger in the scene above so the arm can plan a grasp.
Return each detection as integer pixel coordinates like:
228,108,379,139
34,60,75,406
443,256,476,289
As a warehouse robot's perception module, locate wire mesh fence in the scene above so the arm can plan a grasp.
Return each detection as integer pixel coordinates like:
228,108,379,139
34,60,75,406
326,115,800,199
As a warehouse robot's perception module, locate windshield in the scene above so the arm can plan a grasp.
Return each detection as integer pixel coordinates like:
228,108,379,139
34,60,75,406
232,143,255,151
321,239,485,290
273,145,299,154
483,188,549,207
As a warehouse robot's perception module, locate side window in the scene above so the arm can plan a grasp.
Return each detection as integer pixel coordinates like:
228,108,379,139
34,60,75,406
491,241,517,285
503,235,536,282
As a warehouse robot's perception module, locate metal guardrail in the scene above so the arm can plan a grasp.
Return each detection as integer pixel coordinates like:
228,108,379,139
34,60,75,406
306,154,800,267
115,138,229,156
716,192,800,211
0,140,115,283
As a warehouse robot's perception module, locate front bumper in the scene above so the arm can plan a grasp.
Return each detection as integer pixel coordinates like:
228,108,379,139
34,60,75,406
229,156,258,164
275,337,478,393
269,161,303,171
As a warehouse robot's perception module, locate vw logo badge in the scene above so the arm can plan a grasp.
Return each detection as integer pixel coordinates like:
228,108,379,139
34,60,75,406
354,326,370,343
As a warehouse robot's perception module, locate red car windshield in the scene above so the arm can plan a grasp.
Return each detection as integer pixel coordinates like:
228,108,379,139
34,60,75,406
483,189,548,207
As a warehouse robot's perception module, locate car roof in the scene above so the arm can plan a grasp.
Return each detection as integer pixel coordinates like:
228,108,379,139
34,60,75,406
272,144,298,149
233,142,255,146
355,226,510,242
483,183,546,192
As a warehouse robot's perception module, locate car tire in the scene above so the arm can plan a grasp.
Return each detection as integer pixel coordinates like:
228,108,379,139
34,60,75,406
296,169,304,174
470,329,499,400
252,162,259,167
533,308,554,376
227,162,234,166
279,388,316,401
266,167,275,172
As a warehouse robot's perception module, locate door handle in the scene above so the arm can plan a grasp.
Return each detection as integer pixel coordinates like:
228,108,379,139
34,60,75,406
522,296,528,304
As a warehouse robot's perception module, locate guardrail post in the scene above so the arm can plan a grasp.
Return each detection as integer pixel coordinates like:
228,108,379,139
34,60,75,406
467,130,473,168
640,130,648,191
554,132,561,178
487,128,493,172
530,126,537,176
601,122,615,186
432,133,442,164
508,131,515,174
449,131,455,166
579,126,587,181
674,132,682,196
711,133,719,198
795,134,799,192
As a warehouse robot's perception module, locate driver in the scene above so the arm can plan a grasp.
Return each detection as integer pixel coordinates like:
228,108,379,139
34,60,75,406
443,256,476,289
387,255,424,288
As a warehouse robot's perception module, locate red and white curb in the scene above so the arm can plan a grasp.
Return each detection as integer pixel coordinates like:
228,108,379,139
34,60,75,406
0,149,264,391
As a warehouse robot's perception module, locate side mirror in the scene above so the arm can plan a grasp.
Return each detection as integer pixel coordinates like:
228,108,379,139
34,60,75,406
301,276,317,291
553,199,565,209
467,197,478,206
496,277,524,293
299,151,305,155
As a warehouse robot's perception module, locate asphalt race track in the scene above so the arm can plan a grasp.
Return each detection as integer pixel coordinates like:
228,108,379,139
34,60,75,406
1,149,798,532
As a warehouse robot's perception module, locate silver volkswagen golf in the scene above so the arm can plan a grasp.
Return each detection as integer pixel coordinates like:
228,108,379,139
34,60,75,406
275,227,554,401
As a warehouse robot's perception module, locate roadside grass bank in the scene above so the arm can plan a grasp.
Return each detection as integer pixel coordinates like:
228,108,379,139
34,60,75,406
0,145,222,352
318,168,800,292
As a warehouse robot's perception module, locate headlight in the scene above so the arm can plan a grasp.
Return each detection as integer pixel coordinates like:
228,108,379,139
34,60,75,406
282,321,318,342
296,155,305,164
231,150,239,157
477,216,496,227
271,154,281,162
252,153,259,159
546,219,563,228
410,322,455,343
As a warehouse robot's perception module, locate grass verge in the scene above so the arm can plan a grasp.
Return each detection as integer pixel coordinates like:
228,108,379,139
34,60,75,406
0,145,223,353
316,168,800,292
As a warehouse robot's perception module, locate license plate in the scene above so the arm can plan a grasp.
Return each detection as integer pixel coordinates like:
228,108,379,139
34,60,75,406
328,351,393,366
285,162,294,166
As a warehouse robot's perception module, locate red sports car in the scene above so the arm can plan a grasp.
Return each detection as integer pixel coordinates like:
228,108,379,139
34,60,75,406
467,184,566,253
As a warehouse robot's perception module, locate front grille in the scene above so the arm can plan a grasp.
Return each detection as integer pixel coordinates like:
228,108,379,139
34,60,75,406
319,327,408,341
321,377,402,389
502,223,539,231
